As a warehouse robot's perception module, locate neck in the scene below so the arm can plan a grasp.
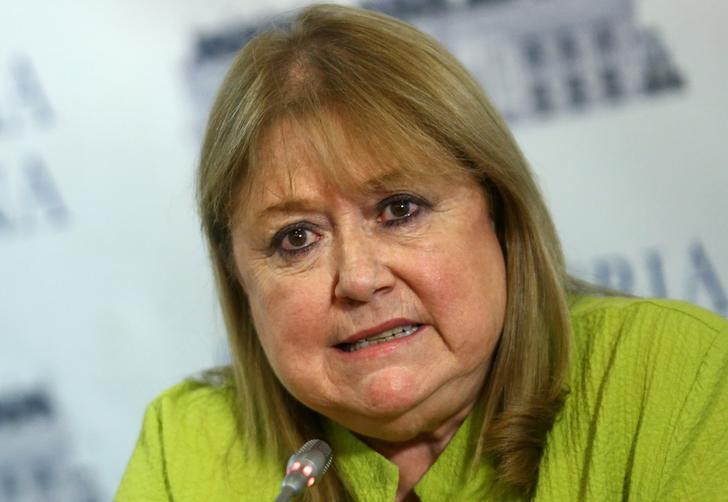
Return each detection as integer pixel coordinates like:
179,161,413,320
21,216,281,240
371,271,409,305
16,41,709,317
361,404,473,502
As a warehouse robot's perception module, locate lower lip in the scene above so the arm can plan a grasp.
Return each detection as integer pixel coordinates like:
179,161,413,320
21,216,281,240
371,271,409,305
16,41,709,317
334,325,426,358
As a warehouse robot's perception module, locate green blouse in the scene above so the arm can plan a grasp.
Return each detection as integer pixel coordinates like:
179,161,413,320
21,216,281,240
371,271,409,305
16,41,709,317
116,297,728,501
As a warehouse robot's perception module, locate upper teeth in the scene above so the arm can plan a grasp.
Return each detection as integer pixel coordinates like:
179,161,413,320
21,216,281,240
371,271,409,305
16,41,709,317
342,324,420,352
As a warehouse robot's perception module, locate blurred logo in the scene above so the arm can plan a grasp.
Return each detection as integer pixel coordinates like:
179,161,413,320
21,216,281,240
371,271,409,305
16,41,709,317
570,240,728,317
184,0,685,132
0,55,54,137
0,55,68,236
364,0,684,122
0,387,101,501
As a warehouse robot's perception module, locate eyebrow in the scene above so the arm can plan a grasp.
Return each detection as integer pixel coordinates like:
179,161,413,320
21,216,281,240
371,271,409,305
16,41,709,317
258,199,320,218
253,170,420,220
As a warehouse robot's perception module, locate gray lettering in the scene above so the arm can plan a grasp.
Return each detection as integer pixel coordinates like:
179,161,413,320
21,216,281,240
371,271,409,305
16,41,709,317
594,254,635,293
685,241,728,316
645,248,668,297
22,156,69,227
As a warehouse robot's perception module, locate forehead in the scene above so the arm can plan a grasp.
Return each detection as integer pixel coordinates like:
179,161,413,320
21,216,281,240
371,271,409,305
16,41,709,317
237,115,462,217
255,116,399,188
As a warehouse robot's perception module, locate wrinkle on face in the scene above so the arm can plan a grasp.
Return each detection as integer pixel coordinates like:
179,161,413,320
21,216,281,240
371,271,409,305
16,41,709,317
228,116,506,445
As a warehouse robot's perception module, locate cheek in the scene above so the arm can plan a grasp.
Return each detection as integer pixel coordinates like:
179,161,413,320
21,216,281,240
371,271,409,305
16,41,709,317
247,276,330,377
422,235,504,300
415,231,506,354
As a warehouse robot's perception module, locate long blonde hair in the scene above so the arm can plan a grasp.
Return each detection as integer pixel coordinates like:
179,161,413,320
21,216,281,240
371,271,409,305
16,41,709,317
197,4,572,498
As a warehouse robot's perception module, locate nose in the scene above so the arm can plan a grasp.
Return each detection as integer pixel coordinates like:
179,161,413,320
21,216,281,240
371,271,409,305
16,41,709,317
332,229,395,304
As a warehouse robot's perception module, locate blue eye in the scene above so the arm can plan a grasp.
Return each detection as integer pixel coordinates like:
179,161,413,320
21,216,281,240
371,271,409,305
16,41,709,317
378,194,429,225
271,224,320,256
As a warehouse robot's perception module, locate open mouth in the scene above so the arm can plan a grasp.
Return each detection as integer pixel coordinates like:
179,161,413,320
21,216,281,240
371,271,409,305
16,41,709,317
337,324,422,353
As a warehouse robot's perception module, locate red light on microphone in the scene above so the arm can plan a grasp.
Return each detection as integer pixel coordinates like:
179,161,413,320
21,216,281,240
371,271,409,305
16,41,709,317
278,439,332,501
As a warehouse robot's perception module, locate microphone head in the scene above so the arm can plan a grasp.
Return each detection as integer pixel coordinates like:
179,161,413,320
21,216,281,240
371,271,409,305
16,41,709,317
290,439,333,474
281,439,333,495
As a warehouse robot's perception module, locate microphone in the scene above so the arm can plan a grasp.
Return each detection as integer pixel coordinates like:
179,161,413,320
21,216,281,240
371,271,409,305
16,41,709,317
274,439,333,502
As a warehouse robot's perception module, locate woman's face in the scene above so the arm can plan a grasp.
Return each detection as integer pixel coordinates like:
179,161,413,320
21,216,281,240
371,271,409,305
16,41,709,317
231,121,506,442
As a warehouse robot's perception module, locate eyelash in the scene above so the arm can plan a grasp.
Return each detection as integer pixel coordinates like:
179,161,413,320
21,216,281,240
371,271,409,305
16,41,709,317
270,193,431,258
270,222,319,258
376,193,429,227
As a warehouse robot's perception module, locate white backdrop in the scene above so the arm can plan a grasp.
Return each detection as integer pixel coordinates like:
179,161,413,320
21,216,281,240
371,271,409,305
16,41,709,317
1,0,726,499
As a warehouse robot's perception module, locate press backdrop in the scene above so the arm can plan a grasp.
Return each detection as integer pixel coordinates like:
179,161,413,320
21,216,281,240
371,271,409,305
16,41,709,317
1,0,726,499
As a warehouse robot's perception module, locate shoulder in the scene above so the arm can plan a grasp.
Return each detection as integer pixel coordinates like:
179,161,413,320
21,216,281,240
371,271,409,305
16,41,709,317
138,368,241,466
568,295,728,365
118,368,281,500
566,294,728,405
537,297,728,498
564,296,728,457
569,295,726,332
148,368,237,424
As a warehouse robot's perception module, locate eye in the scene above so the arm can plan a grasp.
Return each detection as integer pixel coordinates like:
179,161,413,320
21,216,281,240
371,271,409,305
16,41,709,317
378,194,428,225
271,224,320,256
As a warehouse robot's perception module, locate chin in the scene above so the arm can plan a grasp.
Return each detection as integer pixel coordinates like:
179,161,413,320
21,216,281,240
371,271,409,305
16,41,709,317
330,397,443,444
333,412,428,444
356,368,433,413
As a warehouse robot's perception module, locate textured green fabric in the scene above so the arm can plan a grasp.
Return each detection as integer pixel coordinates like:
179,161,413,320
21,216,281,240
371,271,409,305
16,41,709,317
116,297,728,501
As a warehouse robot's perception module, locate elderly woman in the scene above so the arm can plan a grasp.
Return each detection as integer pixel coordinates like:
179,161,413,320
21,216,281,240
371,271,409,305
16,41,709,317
117,4,728,501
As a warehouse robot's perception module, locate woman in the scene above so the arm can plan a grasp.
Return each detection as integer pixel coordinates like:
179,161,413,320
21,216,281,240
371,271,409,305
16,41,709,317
117,4,728,501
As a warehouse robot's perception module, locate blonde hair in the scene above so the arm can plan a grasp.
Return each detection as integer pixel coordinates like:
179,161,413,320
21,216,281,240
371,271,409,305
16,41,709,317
197,4,572,498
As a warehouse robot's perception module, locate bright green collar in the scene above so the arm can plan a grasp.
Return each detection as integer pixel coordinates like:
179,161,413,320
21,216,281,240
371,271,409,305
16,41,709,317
324,420,399,501
324,410,497,501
